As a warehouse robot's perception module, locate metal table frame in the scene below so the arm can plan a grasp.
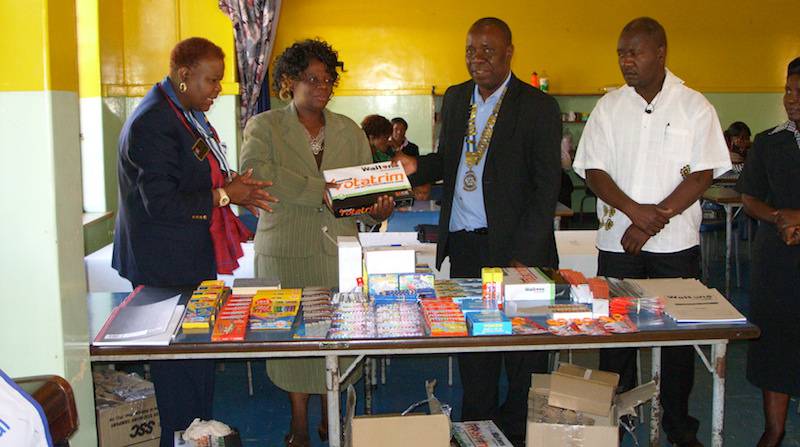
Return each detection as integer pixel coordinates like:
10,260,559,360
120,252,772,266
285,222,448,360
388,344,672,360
92,327,755,447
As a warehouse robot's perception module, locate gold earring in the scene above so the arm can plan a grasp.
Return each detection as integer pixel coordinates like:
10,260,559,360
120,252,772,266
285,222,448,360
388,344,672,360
179,82,187,93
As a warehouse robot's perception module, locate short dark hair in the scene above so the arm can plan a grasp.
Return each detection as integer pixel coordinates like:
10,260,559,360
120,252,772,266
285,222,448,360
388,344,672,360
361,115,393,138
788,57,800,77
170,37,225,71
272,39,340,97
390,117,408,129
470,17,512,45
622,17,667,50
726,121,751,138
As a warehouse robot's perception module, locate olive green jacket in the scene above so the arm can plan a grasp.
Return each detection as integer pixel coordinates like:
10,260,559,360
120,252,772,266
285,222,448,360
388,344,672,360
240,103,374,257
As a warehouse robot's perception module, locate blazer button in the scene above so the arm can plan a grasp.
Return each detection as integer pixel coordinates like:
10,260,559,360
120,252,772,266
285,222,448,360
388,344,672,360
318,207,324,212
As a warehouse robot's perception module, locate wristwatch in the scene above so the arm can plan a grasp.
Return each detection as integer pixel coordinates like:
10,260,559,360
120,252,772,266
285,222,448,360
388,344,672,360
217,188,230,207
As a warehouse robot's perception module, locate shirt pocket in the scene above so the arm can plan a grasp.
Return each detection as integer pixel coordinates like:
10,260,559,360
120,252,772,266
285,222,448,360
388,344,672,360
662,126,693,173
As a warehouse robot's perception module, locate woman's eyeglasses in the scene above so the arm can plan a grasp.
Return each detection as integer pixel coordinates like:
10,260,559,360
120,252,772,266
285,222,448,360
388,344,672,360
300,74,335,88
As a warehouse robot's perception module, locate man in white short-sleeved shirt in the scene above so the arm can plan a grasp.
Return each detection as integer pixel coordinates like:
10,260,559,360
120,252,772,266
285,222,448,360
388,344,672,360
573,17,730,447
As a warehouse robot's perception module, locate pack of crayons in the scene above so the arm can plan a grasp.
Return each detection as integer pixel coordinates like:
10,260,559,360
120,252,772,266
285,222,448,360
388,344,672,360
249,289,302,331
211,295,252,342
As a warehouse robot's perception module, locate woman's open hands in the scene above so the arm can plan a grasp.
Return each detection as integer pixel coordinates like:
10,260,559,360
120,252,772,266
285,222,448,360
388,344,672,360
225,168,279,216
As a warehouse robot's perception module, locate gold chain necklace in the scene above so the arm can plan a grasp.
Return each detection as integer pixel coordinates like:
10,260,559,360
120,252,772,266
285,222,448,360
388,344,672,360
462,86,507,191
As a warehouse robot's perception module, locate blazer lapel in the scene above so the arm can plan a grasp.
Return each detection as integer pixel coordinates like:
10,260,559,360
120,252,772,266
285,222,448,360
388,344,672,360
446,83,472,174
484,75,521,173
280,102,321,174
319,108,346,171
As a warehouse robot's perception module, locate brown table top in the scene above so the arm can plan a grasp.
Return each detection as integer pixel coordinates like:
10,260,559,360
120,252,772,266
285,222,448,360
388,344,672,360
90,325,759,359
556,202,574,217
703,186,742,205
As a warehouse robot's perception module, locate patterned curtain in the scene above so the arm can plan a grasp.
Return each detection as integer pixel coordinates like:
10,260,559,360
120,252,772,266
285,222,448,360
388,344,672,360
218,0,281,128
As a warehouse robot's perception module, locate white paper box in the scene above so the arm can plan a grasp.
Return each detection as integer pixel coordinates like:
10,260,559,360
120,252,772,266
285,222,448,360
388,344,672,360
364,246,415,275
338,236,362,293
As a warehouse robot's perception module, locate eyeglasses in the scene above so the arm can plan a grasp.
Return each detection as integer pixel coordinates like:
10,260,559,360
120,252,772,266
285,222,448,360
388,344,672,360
466,47,498,59
300,74,335,88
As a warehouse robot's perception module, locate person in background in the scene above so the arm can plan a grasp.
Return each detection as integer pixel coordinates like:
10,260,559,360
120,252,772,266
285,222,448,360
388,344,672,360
390,117,420,157
559,127,576,209
395,17,561,446
112,37,276,446
239,39,393,447
573,18,731,447
725,121,752,172
361,114,394,162
736,57,800,447
413,183,432,201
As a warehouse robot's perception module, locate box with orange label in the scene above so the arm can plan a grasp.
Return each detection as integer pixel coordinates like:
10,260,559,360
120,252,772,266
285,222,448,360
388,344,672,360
323,162,414,218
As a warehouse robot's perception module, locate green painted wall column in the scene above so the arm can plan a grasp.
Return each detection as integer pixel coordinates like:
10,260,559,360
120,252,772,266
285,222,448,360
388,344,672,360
0,1,96,445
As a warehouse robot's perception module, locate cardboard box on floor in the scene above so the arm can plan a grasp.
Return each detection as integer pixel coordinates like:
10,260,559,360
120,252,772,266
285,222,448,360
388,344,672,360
97,395,161,447
527,364,657,447
548,363,620,416
345,380,450,447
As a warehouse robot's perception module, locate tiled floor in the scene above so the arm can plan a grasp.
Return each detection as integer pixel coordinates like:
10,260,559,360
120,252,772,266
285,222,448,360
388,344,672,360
210,222,799,446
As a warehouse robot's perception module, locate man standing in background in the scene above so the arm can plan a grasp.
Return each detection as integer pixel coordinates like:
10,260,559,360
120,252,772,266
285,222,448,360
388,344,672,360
573,17,731,447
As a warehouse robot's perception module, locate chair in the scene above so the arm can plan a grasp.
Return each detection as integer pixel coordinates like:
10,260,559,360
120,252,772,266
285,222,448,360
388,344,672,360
577,183,597,224
236,208,258,234
699,200,740,285
14,375,78,446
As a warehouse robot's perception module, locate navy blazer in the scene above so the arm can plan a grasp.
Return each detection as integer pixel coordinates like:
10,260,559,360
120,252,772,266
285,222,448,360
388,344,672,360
112,84,216,287
413,74,562,269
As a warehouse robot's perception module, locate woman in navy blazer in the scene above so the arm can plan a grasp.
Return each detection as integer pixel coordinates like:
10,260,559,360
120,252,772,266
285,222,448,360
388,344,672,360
112,37,275,446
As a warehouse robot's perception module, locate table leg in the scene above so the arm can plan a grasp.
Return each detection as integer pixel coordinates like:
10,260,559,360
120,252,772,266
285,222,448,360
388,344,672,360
650,347,661,446
711,343,727,447
326,355,341,447
725,204,733,297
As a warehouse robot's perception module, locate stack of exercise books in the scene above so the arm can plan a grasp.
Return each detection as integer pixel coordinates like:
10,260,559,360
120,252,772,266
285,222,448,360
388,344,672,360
93,286,185,346
632,278,746,324
231,277,280,296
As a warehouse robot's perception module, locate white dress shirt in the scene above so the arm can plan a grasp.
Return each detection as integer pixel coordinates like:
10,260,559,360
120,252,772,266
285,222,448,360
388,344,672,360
573,69,731,253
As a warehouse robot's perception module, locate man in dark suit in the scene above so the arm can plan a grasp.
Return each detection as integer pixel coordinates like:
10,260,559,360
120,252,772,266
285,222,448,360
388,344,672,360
396,17,561,445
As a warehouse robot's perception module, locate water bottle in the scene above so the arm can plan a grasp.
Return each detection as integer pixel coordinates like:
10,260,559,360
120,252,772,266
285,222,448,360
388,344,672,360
530,71,540,88
539,71,549,93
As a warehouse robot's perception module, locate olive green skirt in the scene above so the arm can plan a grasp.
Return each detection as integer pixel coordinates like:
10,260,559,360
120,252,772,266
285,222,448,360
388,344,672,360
256,253,362,394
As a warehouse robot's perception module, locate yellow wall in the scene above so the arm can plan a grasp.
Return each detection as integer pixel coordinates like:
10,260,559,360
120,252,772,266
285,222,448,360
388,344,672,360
0,0,79,92
93,0,237,98
273,0,800,95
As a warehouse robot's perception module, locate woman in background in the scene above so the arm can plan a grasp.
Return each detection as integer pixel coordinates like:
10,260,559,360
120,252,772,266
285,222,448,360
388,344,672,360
737,57,800,447
361,114,394,162
113,37,275,446
240,39,393,446
725,121,752,172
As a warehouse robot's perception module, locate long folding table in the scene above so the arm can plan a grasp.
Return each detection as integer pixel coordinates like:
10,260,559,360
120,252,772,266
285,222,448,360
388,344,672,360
88,292,758,447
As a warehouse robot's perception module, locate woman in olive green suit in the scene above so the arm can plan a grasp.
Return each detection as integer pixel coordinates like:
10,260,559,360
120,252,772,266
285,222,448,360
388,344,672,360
240,39,392,447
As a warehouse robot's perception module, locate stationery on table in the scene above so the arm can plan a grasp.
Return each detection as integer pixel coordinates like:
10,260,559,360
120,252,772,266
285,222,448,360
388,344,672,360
93,286,184,346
